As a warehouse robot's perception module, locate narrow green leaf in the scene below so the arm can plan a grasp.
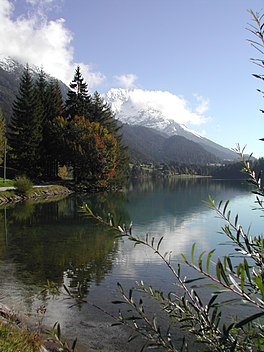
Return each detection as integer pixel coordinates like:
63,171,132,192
206,249,215,274
181,254,188,264
129,288,133,302
234,214,238,227
63,284,72,297
253,275,264,300
226,256,234,273
112,322,122,326
223,200,229,215
177,263,181,277
235,312,264,328
191,243,196,265
184,277,205,284
229,275,242,293
152,315,158,331
157,236,164,251
219,261,230,286
71,338,77,351
198,250,206,270
216,259,221,282
57,323,61,339
207,294,218,310
117,282,124,295
151,236,155,248
128,334,138,342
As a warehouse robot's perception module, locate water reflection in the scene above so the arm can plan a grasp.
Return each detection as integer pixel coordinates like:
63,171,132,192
0,178,259,351
0,178,252,294
125,178,250,227
0,194,129,293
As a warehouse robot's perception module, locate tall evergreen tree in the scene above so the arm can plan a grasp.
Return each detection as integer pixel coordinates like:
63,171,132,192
40,78,64,180
45,79,64,119
64,66,91,120
0,109,6,166
9,65,42,179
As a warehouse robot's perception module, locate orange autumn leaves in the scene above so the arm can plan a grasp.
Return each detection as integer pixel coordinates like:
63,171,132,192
54,115,118,186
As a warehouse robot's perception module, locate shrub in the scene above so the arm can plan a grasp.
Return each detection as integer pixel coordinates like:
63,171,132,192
14,175,33,196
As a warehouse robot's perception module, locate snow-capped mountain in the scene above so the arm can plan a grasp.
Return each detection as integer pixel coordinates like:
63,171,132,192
106,88,186,134
0,57,68,124
105,88,237,161
0,57,237,163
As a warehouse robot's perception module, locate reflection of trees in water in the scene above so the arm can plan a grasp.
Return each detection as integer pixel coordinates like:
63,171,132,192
0,180,249,297
125,178,250,226
79,191,130,225
0,193,129,294
127,177,249,194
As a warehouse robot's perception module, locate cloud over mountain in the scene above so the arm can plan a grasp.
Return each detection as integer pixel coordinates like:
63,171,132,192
113,73,138,89
107,88,210,126
0,0,105,86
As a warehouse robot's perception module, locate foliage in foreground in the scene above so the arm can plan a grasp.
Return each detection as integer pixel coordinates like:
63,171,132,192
81,146,264,352
0,319,41,352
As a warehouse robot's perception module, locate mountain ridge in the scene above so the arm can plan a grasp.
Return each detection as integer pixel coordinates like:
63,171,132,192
0,57,237,165
105,88,237,161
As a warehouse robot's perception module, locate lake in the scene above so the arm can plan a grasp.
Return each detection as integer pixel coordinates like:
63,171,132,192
0,178,262,351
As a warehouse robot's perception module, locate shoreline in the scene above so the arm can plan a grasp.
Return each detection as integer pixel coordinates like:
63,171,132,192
0,185,74,204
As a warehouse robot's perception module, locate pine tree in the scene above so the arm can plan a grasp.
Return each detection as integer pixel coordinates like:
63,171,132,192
41,78,64,180
8,65,43,179
65,66,91,120
45,79,64,119
0,109,6,166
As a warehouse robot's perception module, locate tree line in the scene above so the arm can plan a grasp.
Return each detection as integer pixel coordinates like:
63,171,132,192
3,65,127,189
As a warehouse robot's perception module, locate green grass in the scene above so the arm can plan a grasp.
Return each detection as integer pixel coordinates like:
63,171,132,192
0,178,14,187
0,320,41,352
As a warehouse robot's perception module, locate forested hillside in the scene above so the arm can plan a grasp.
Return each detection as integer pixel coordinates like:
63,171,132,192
3,65,128,189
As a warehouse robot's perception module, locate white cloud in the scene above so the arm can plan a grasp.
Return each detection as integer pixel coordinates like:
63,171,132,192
194,94,210,115
0,0,105,86
26,0,54,6
124,89,209,125
114,73,138,89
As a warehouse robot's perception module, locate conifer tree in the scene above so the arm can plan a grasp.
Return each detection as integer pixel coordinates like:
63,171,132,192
41,78,64,179
65,66,91,120
45,79,64,119
9,65,42,179
0,109,6,165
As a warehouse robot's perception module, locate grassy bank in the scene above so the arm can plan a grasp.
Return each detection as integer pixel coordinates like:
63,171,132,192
0,319,42,352
0,178,14,187
0,184,73,204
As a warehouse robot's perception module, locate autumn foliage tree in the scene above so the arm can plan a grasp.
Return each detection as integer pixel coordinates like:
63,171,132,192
53,116,118,188
8,64,127,188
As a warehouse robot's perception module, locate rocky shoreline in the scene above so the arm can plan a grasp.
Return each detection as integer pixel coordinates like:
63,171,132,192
0,185,74,204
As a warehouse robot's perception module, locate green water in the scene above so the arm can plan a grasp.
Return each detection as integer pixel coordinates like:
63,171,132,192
0,178,261,351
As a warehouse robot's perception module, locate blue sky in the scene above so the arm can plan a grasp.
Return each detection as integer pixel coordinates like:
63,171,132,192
1,0,264,157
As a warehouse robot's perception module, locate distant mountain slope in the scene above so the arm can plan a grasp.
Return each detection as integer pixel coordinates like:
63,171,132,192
122,124,219,164
0,57,237,165
0,59,21,123
106,88,238,162
0,57,68,125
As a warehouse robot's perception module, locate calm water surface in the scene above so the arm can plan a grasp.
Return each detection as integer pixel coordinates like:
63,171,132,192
0,178,262,351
